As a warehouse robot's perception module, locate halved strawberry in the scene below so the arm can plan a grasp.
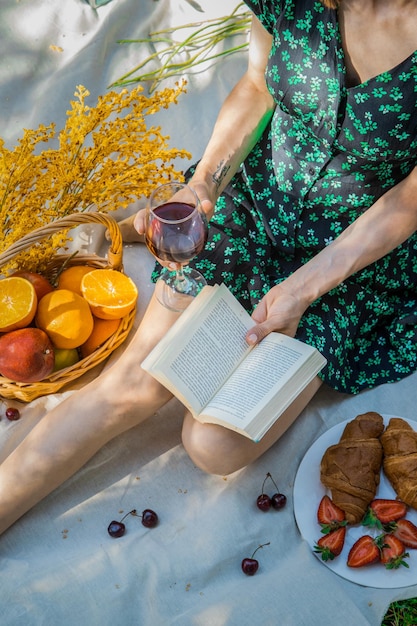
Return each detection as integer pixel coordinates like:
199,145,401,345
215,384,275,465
317,495,347,534
392,519,417,549
362,499,407,529
380,534,409,570
347,535,380,568
314,526,346,561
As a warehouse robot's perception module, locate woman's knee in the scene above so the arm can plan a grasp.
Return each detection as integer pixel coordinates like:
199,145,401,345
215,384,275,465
181,377,323,474
181,413,257,476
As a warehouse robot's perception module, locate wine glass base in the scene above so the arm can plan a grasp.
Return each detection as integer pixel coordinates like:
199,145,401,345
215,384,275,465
156,267,207,312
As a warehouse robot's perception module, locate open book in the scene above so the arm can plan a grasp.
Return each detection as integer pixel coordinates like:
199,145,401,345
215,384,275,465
142,284,326,442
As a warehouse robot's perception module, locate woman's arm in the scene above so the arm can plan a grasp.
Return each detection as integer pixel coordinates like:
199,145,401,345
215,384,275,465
188,14,275,215
247,166,417,342
134,14,274,234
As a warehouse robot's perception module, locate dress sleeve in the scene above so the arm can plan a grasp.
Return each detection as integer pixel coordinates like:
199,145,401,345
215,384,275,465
243,0,283,34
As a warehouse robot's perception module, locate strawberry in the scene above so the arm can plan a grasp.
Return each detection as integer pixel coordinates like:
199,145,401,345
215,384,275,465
362,499,407,529
380,534,409,570
392,518,417,549
314,526,346,561
317,495,347,534
347,535,380,568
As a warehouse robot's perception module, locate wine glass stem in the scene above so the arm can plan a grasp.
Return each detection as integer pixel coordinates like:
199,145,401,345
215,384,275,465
174,267,190,293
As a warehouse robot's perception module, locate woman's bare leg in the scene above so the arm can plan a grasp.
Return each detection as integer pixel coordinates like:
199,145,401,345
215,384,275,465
182,376,322,475
0,285,181,535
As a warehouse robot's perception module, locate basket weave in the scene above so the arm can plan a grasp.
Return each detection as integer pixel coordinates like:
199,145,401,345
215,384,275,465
0,212,137,402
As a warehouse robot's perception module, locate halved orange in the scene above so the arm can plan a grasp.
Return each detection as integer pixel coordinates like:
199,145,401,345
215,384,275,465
0,277,37,332
80,269,138,320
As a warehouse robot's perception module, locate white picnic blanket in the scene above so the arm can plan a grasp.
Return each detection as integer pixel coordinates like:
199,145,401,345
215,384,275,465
1,1,417,624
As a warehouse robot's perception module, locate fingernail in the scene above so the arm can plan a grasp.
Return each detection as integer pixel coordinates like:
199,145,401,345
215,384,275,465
247,334,257,345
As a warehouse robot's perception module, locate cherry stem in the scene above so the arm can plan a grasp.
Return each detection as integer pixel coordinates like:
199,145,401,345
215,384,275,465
251,541,271,559
261,473,269,494
120,509,137,522
262,472,280,494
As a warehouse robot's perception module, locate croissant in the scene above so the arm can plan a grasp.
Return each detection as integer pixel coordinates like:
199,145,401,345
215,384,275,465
381,417,417,509
320,412,384,523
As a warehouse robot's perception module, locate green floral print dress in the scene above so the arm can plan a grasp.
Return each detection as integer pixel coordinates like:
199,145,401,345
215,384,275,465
171,0,417,393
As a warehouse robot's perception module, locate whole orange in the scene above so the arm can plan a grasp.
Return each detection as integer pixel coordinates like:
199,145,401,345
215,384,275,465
36,288,94,349
80,316,121,358
56,265,94,296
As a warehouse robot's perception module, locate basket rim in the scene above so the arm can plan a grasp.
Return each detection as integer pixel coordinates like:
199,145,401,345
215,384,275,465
0,211,124,273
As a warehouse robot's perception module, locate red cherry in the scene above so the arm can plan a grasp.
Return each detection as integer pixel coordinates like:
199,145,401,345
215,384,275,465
257,472,286,512
107,509,137,538
141,509,158,528
5,407,20,421
241,542,270,576
256,493,272,512
107,508,159,537
241,557,259,576
271,493,287,510
107,520,126,538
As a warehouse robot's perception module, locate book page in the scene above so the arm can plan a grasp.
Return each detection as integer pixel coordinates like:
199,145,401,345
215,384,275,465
202,334,311,426
141,284,254,414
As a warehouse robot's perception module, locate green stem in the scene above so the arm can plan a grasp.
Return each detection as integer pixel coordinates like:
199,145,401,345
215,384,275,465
110,4,251,92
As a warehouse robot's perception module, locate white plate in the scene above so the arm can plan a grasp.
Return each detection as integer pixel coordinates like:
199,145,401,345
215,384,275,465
294,414,417,588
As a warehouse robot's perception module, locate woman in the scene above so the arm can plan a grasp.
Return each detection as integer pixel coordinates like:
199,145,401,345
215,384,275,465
1,0,417,534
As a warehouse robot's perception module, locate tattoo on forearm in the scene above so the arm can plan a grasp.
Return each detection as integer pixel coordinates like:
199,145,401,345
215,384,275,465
212,159,231,190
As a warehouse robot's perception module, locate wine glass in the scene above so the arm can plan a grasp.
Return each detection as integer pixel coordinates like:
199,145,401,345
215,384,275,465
145,182,208,311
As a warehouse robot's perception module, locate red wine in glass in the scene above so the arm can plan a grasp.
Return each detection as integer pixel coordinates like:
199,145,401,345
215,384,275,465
145,183,208,311
146,201,207,264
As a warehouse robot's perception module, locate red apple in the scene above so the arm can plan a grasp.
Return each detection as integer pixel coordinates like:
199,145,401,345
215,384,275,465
0,328,55,382
11,270,54,301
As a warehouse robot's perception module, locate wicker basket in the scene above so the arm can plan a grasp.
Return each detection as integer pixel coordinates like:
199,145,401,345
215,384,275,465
0,212,137,402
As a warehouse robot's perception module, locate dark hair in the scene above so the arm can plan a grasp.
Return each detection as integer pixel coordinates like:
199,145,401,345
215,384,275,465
320,0,340,8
